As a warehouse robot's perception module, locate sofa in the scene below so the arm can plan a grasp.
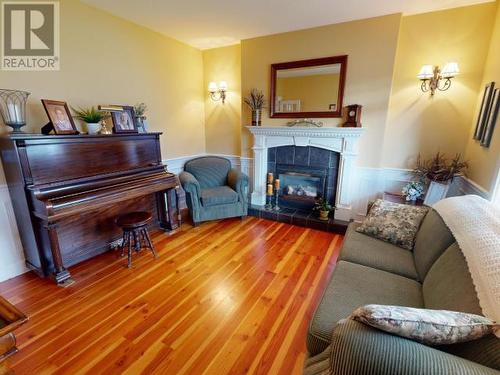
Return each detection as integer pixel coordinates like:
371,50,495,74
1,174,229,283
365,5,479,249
179,156,248,226
304,208,500,375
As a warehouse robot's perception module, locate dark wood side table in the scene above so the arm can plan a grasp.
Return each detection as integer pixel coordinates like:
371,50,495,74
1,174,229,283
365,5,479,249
383,192,424,206
0,297,27,375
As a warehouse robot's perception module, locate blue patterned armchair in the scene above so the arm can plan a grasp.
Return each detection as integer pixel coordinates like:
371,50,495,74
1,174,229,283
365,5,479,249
179,156,249,226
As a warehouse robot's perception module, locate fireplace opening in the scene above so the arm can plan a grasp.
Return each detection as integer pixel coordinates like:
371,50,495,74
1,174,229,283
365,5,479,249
279,172,322,209
268,145,339,212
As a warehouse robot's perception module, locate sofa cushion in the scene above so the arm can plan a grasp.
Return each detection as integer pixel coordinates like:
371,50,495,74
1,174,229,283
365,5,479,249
423,242,482,315
351,304,497,345
185,156,231,189
339,223,418,280
413,209,455,280
307,261,423,355
200,186,238,207
356,199,429,250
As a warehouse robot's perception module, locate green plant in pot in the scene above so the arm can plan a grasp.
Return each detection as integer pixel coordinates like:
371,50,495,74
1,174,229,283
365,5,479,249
72,106,108,135
313,197,333,221
244,89,265,126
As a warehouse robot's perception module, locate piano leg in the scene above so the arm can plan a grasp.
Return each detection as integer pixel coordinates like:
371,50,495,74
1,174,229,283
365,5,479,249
45,223,74,287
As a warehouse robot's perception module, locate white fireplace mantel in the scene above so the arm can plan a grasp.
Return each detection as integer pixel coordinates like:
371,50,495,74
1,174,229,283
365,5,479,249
246,125,364,221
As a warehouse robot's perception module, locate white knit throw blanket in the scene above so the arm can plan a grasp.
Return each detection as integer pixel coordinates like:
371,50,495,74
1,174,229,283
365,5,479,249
433,195,500,335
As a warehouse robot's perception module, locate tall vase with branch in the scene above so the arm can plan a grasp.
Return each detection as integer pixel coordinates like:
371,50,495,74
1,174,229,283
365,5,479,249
414,152,468,205
244,89,265,126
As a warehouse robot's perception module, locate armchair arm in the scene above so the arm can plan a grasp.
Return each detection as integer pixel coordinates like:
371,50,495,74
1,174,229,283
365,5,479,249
328,319,498,375
228,168,249,204
179,171,201,210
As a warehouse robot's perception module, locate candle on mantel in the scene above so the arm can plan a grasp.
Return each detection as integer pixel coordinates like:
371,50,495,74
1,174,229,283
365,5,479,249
274,179,280,190
267,172,274,184
267,183,273,195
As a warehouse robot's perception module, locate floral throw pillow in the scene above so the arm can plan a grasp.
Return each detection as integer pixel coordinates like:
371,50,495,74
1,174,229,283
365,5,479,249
356,199,429,250
351,304,498,345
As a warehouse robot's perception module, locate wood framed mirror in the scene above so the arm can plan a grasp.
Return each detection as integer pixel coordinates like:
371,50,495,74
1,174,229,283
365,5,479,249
270,55,347,118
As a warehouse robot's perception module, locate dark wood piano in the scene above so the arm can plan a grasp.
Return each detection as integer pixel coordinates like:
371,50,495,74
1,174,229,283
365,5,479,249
0,133,180,286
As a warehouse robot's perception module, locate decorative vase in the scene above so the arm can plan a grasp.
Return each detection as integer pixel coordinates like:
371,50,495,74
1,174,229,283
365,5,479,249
423,180,451,205
319,210,329,221
86,122,101,135
252,109,262,126
0,89,30,133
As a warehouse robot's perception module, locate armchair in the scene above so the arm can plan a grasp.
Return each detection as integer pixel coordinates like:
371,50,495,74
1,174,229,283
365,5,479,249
179,156,248,226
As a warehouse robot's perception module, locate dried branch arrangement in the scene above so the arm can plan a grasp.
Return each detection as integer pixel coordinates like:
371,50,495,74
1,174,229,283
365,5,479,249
244,89,266,110
414,152,468,182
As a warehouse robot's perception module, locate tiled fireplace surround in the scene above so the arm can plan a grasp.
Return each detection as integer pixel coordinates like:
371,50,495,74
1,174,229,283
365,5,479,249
246,126,364,233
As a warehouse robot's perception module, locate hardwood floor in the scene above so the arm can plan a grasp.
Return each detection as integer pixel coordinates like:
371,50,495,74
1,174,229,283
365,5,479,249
0,217,342,375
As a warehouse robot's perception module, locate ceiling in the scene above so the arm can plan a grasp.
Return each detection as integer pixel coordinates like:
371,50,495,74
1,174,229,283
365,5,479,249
82,0,493,49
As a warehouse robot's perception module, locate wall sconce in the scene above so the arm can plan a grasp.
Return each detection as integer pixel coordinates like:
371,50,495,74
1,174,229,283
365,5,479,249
208,81,227,104
418,62,459,96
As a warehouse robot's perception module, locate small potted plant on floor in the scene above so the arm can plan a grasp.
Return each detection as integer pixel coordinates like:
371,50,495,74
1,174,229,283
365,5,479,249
313,197,333,221
244,89,265,126
72,106,108,135
414,152,468,205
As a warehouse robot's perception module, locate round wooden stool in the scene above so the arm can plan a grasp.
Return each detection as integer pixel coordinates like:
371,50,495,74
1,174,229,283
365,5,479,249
116,211,158,268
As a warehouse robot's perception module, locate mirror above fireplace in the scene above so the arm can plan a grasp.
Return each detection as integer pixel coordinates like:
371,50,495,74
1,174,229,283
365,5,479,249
270,55,347,118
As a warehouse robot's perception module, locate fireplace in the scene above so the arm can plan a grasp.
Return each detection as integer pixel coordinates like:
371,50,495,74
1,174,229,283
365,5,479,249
246,126,364,222
268,145,339,210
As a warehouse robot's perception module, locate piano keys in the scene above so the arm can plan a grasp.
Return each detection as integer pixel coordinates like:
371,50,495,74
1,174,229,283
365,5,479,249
0,133,180,286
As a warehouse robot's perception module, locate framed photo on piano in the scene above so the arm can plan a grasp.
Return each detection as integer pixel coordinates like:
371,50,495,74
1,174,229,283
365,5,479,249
41,99,79,135
109,106,138,134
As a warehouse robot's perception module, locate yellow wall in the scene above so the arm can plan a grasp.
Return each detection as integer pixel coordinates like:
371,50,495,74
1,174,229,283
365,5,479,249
202,44,241,155
465,2,500,192
0,0,206,184
276,73,340,112
241,14,402,165
383,3,496,169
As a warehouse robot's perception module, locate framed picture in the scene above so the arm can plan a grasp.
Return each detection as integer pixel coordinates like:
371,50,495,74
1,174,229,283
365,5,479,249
41,99,78,135
108,105,138,133
481,88,500,148
473,82,495,140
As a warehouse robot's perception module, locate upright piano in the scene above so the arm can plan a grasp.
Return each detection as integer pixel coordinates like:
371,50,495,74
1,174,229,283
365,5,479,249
0,133,180,285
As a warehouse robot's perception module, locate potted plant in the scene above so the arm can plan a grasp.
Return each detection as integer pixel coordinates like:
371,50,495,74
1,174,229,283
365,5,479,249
401,181,425,203
244,89,265,126
134,102,148,133
414,152,468,205
72,106,108,135
313,197,333,221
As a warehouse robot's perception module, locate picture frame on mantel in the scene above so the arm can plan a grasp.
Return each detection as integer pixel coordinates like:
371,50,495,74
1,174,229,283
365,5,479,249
473,82,495,141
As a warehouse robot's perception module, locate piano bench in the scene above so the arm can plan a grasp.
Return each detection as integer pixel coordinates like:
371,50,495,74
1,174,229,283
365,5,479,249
116,212,158,268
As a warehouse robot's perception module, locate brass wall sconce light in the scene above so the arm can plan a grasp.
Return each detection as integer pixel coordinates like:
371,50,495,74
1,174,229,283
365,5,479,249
418,62,459,96
208,81,227,104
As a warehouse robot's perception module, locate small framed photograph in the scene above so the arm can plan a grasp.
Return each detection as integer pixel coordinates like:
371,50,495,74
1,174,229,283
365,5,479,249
473,82,495,140
481,88,500,148
41,99,78,134
108,106,138,133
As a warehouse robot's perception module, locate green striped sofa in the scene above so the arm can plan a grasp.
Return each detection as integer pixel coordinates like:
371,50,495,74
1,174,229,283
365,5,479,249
179,156,248,226
304,209,500,375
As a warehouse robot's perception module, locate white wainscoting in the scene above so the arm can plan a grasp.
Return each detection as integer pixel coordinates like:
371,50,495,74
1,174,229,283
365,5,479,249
0,154,488,283
0,184,28,282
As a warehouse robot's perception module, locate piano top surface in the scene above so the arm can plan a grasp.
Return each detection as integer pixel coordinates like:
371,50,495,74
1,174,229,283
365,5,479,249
2,132,162,141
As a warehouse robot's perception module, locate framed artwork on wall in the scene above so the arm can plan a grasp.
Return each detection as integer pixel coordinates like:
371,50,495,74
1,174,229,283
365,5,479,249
481,88,500,148
473,82,495,140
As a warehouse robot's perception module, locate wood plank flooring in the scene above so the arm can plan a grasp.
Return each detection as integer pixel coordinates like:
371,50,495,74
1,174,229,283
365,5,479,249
0,217,342,375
